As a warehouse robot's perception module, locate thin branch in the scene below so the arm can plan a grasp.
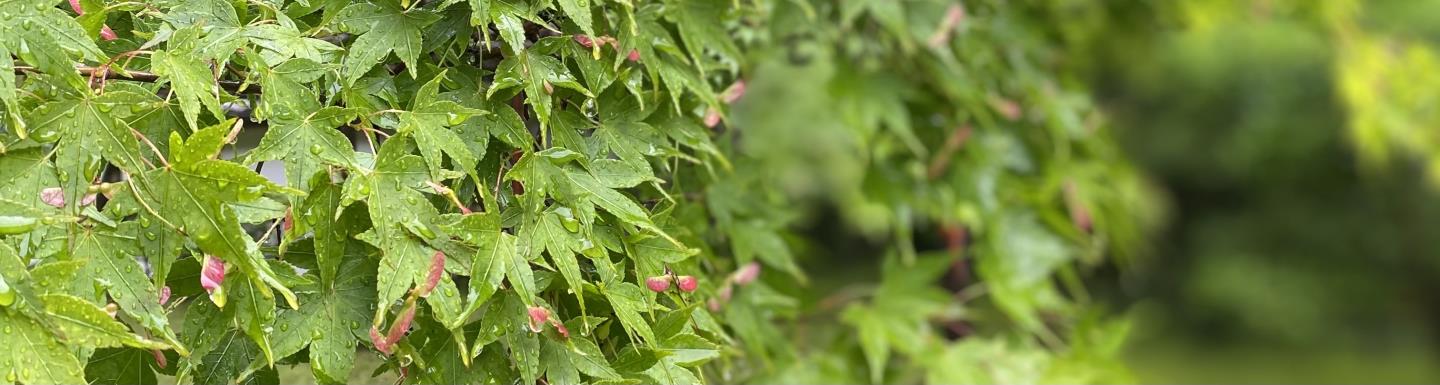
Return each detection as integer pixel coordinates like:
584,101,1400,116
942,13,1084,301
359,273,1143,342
14,65,257,94
926,124,973,180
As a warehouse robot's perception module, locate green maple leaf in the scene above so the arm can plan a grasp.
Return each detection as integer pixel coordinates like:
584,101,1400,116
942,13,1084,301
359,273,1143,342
0,245,170,385
541,337,581,385
152,48,225,131
162,0,248,64
69,225,186,352
664,0,741,68
555,0,595,43
0,0,104,103
490,47,591,130
246,106,359,178
334,1,441,84
510,149,684,246
0,310,86,385
526,207,587,317
341,137,444,319
264,253,376,384
40,293,172,350
132,122,304,311
443,212,514,327
85,348,161,385
397,71,483,180
603,282,657,345
26,91,148,214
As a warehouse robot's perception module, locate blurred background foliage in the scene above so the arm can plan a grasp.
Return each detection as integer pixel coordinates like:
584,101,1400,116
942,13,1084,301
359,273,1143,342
1032,0,1440,382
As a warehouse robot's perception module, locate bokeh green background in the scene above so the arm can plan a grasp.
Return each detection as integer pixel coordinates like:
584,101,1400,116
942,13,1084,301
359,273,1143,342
1049,1,1440,382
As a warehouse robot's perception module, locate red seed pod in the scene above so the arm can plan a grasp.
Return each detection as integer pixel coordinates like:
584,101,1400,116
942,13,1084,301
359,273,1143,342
527,306,551,333
627,49,641,62
722,80,747,104
989,96,1022,121
158,286,172,305
151,349,167,369
645,275,672,293
421,250,445,296
574,34,596,48
282,209,294,233
676,275,698,292
703,109,722,128
553,321,570,338
707,298,722,312
732,262,760,285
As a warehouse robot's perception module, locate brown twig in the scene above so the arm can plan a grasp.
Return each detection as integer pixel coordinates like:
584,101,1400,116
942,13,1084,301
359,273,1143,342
14,65,257,94
926,124,973,180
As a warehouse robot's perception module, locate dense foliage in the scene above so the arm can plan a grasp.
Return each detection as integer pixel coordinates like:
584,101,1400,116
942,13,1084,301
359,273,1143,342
0,0,1156,383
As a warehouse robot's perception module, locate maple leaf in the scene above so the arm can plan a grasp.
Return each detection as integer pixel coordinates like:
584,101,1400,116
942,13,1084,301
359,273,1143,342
131,122,304,311
333,1,441,84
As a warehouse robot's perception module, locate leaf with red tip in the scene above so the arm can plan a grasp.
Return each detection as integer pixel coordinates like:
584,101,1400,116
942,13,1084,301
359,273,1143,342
40,187,65,208
421,250,445,296
370,325,391,355
527,306,550,333
201,255,227,308
385,303,417,347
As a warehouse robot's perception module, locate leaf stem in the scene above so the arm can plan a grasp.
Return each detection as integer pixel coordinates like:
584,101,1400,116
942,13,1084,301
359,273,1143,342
125,177,183,234
131,127,171,169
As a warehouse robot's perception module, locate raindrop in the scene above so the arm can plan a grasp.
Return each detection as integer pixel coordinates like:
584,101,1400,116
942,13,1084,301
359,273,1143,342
145,232,157,241
96,103,114,113
33,129,59,143
447,113,465,125
309,144,324,155
140,217,151,228
0,276,14,307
